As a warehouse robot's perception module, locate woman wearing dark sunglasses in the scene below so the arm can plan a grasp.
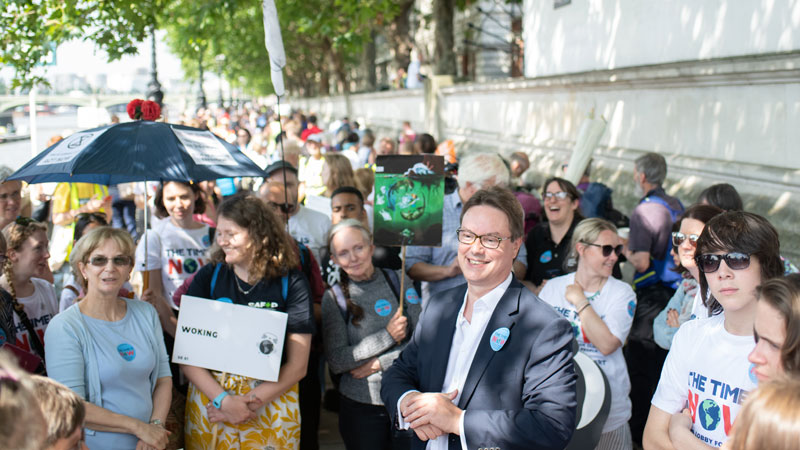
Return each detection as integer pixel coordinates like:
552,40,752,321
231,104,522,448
45,226,171,450
540,217,636,449
653,204,723,350
644,211,784,450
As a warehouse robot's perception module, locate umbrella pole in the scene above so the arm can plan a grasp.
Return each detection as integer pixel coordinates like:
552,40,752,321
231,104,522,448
142,180,150,291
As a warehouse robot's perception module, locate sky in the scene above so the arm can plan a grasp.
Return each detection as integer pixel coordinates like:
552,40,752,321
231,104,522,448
1,30,186,83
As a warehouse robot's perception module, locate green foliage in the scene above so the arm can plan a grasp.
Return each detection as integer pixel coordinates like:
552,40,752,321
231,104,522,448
0,0,162,89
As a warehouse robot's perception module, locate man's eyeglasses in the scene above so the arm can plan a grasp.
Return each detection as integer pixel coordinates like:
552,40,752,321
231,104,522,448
582,242,623,257
87,256,133,267
672,232,700,248
456,229,510,249
544,191,570,200
695,252,751,273
268,202,296,215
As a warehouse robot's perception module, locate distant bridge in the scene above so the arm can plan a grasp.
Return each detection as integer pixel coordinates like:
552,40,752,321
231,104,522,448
0,94,194,112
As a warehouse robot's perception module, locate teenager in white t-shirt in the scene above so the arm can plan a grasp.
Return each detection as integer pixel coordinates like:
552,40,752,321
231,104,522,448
136,182,211,335
540,218,635,449
0,219,58,368
644,211,785,450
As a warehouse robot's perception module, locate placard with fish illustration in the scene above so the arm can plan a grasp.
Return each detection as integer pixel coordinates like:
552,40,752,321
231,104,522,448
373,155,444,247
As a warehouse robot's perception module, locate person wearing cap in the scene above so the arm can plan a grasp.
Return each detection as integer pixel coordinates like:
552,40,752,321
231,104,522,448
299,134,327,201
259,161,331,268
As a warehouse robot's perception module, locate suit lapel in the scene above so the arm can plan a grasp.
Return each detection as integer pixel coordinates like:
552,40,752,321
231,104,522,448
426,285,466,392
457,281,521,409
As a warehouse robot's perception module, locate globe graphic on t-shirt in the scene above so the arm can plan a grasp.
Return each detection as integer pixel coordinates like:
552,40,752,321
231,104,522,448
184,258,198,274
698,399,721,431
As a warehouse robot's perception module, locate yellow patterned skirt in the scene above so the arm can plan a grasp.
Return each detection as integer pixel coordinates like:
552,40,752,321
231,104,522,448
184,371,301,450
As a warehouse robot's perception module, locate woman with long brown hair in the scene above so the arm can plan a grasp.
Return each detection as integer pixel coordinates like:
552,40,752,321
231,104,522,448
181,193,314,449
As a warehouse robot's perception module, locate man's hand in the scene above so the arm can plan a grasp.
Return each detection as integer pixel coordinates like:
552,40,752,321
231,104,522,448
402,390,462,435
350,358,381,379
448,257,462,278
413,424,446,441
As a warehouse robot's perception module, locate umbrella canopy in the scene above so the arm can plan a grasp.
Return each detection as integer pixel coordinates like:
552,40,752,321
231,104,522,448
8,121,266,185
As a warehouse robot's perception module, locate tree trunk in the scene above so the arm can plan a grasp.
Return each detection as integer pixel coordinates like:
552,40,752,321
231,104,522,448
363,30,377,91
433,0,456,76
387,0,415,73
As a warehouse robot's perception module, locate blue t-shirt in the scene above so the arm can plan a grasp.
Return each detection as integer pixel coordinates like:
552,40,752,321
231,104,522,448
82,311,165,449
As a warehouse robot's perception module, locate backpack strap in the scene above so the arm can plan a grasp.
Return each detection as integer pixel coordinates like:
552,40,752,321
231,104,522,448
3,289,46,364
210,263,222,298
381,268,401,302
331,283,348,320
281,274,289,301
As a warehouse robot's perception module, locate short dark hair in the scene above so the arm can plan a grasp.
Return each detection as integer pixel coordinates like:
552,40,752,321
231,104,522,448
154,181,205,218
696,211,783,315
415,133,437,154
757,274,800,378
461,185,524,240
331,186,364,205
308,115,317,124
697,183,743,211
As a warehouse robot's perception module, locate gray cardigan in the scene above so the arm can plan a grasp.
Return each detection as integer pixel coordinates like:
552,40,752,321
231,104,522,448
322,269,421,405
44,299,171,411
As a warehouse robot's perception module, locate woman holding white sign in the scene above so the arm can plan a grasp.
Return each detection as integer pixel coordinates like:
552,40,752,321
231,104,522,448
44,227,172,450
181,193,314,450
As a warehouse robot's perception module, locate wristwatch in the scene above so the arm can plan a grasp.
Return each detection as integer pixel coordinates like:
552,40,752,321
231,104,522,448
149,419,163,427
212,391,229,409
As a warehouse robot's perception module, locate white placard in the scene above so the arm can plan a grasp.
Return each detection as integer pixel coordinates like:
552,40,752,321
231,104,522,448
173,295,288,381
172,127,238,166
37,129,106,166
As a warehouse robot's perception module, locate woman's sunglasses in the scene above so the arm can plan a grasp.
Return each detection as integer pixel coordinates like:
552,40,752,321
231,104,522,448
582,242,623,257
672,232,700,248
87,256,133,267
694,252,751,273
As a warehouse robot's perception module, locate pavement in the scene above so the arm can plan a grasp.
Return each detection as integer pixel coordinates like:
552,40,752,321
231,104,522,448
318,406,346,450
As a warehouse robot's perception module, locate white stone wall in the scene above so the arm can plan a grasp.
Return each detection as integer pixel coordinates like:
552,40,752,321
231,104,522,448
288,54,800,259
523,0,800,77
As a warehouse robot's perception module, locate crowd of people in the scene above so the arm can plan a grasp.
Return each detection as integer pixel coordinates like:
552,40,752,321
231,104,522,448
2,104,800,450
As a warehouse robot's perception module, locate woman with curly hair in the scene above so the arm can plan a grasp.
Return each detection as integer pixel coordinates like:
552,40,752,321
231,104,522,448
180,193,314,449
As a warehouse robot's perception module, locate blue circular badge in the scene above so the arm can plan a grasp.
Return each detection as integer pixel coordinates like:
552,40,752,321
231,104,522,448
748,363,759,384
374,299,392,317
202,234,211,247
0,328,6,346
489,327,510,352
539,250,553,264
627,300,636,317
405,288,420,304
117,343,136,362
216,297,234,303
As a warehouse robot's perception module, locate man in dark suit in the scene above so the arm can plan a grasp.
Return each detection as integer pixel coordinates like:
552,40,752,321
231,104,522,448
382,186,577,450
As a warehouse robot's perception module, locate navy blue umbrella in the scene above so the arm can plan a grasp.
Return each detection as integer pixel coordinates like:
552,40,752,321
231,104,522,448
8,121,266,184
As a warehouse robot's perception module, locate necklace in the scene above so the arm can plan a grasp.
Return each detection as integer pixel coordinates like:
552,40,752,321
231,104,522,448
234,274,258,295
585,291,601,302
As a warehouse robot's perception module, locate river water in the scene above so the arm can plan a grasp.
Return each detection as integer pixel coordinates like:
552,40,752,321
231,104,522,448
0,112,80,170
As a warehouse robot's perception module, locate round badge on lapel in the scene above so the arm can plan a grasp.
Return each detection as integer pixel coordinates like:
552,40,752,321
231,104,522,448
405,288,420,304
489,327,510,352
